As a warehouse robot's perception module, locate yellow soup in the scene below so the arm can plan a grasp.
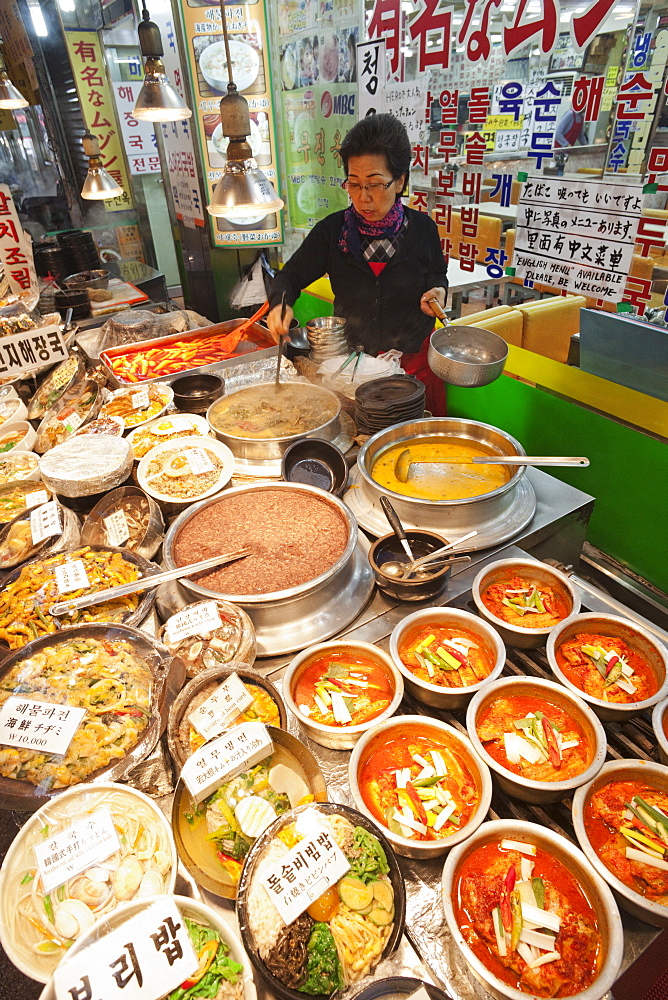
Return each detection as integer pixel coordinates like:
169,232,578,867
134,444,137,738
371,437,510,501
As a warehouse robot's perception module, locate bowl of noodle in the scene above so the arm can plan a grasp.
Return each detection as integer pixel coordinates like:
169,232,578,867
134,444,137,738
0,782,177,983
236,801,405,999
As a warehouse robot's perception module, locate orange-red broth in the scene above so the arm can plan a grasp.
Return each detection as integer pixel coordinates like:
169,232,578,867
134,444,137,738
454,842,601,997
556,633,658,705
398,622,495,689
358,723,479,841
292,648,394,728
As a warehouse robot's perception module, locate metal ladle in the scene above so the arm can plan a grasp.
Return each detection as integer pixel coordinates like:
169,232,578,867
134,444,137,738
379,495,415,562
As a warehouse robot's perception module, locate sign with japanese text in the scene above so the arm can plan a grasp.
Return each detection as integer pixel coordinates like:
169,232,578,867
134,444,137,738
0,697,86,757
112,83,160,176
514,178,643,302
103,509,130,547
0,185,37,298
260,822,350,923
278,0,363,230
35,806,121,895
149,0,206,229
64,30,133,213
54,559,90,595
385,79,427,142
0,323,67,380
177,0,283,246
53,898,198,1000
165,600,223,644
181,721,273,802
357,39,386,118
188,673,254,740
30,501,61,546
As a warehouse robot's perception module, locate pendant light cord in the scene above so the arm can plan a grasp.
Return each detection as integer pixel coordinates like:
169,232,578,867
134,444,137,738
220,0,234,86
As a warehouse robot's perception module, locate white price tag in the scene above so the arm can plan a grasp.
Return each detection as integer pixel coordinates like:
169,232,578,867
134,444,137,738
131,387,150,410
188,673,254,741
54,559,89,595
165,601,222,644
153,416,195,436
0,696,86,757
181,721,273,803
261,822,351,924
60,411,83,433
185,447,215,475
30,501,61,546
104,508,130,547
406,989,432,1000
53,898,198,1000
34,806,121,895
25,489,49,509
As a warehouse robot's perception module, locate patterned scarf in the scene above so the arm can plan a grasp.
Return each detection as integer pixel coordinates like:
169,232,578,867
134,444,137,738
338,200,406,272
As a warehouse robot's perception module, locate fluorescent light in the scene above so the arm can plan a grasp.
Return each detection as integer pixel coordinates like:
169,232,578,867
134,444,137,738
28,3,48,36
57,0,75,10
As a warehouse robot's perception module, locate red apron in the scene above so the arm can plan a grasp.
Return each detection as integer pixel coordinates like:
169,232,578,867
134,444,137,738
401,336,447,416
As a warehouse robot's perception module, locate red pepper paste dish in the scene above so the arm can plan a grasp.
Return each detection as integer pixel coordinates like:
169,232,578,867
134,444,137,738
481,574,571,631
554,632,658,705
172,488,350,596
292,646,394,729
397,619,495,689
452,838,603,997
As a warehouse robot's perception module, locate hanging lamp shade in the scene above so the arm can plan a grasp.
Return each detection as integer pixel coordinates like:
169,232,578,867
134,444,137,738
0,57,28,110
80,130,123,200
132,9,191,122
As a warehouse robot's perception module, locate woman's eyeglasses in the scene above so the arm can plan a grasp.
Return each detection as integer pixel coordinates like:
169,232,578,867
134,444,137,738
342,179,394,195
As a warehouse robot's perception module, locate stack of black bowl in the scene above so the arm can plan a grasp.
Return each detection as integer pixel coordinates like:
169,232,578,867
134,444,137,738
355,375,426,433
34,242,72,283
57,230,101,274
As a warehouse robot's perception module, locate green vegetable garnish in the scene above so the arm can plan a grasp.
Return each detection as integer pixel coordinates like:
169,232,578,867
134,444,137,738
298,923,343,995
347,826,390,884
168,917,242,1000
20,872,34,885
43,894,54,923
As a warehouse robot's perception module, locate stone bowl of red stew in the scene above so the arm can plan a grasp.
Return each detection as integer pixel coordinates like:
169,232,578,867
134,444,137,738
651,699,668,767
572,759,668,927
349,715,492,859
389,607,505,709
472,558,580,649
466,676,607,804
546,612,668,722
283,640,404,749
441,819,623,1000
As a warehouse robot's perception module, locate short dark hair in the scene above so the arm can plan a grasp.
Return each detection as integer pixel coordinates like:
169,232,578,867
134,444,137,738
340,114,411,192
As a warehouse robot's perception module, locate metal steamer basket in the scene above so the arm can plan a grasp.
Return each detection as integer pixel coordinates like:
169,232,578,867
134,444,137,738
163,483,374,657
349,417,537,546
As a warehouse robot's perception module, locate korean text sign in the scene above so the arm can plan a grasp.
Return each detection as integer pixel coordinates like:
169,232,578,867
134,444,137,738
181,720,274,802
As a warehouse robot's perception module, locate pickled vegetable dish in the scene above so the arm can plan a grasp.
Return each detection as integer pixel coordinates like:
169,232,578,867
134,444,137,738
358,723,479,841
0,635,153,789
555,633,657,704
179,680,280,757
476,695,590,782
101,384,171,428
454,839,601,997
398,622,494,688
584,779,668,905
293,650,394,728
168,918,243,1000
481,574,571,630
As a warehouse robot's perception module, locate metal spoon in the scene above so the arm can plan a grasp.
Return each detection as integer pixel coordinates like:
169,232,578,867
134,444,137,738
379,495,415,563
380,554,471,579
406,530,478,575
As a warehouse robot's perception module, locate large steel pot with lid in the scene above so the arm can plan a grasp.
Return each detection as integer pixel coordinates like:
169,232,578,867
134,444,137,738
351,417,536,544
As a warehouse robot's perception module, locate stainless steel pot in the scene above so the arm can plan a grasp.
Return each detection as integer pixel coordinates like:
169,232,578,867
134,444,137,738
355,417,528,534
206,381,341,464
163,483,373,656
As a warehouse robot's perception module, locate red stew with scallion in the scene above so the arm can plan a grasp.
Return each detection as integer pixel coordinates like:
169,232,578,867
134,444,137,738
481,574,571,630
397,622,494,688
555,633,657,704
292,649,393,728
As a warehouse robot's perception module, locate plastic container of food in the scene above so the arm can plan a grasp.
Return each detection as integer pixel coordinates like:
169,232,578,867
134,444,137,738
0,397,27,427
0,451,40,485
27,355,84,422
0,479,53,523
137,436,235,506
0,420,37,454
160,599,256,677
80,485,164,560
0,782,178,982
126,412,213,460
100,382,174,429
34,377,104,454
172,726,327,899
0,500,80,571
71,415,125,438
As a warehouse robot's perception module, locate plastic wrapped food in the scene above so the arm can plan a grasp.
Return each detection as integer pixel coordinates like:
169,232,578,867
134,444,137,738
0,502,80,570
100,382,173,429
34,377,104,454
39,435,133,497
161,600,256,677
127,413,212,460
71,416,124,438
27,355,84,421
99,308,189,348
0,452,39,486
0,480,52,523
81,486,164,559
0,312,37,338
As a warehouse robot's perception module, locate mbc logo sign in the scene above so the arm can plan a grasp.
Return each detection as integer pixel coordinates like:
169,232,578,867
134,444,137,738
321,92,356,118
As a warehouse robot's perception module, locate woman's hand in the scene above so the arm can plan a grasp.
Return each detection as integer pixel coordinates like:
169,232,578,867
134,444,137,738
266,303,295,344
420,287,446,319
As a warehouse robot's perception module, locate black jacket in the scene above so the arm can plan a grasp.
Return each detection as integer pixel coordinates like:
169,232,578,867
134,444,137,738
269,208,448,355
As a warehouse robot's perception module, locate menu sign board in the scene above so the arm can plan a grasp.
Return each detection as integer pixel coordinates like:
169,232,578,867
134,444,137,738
177,0,282,247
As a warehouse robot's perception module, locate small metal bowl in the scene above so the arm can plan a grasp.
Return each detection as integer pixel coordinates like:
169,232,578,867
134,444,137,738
369,529,453,601
428,325,508,388
652,698,668,765
63,269,110,290
546,612,668,721
572,758,668,927
466,675,607,804
281,437,348,495
283,639,404,749
389,606,505,710
351,978,451,1000
441,819,624,1000
349,714,492,859
472,557,581,649
172,372,225,414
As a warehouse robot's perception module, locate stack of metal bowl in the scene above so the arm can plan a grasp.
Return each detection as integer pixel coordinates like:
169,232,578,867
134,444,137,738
306,315,349,362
